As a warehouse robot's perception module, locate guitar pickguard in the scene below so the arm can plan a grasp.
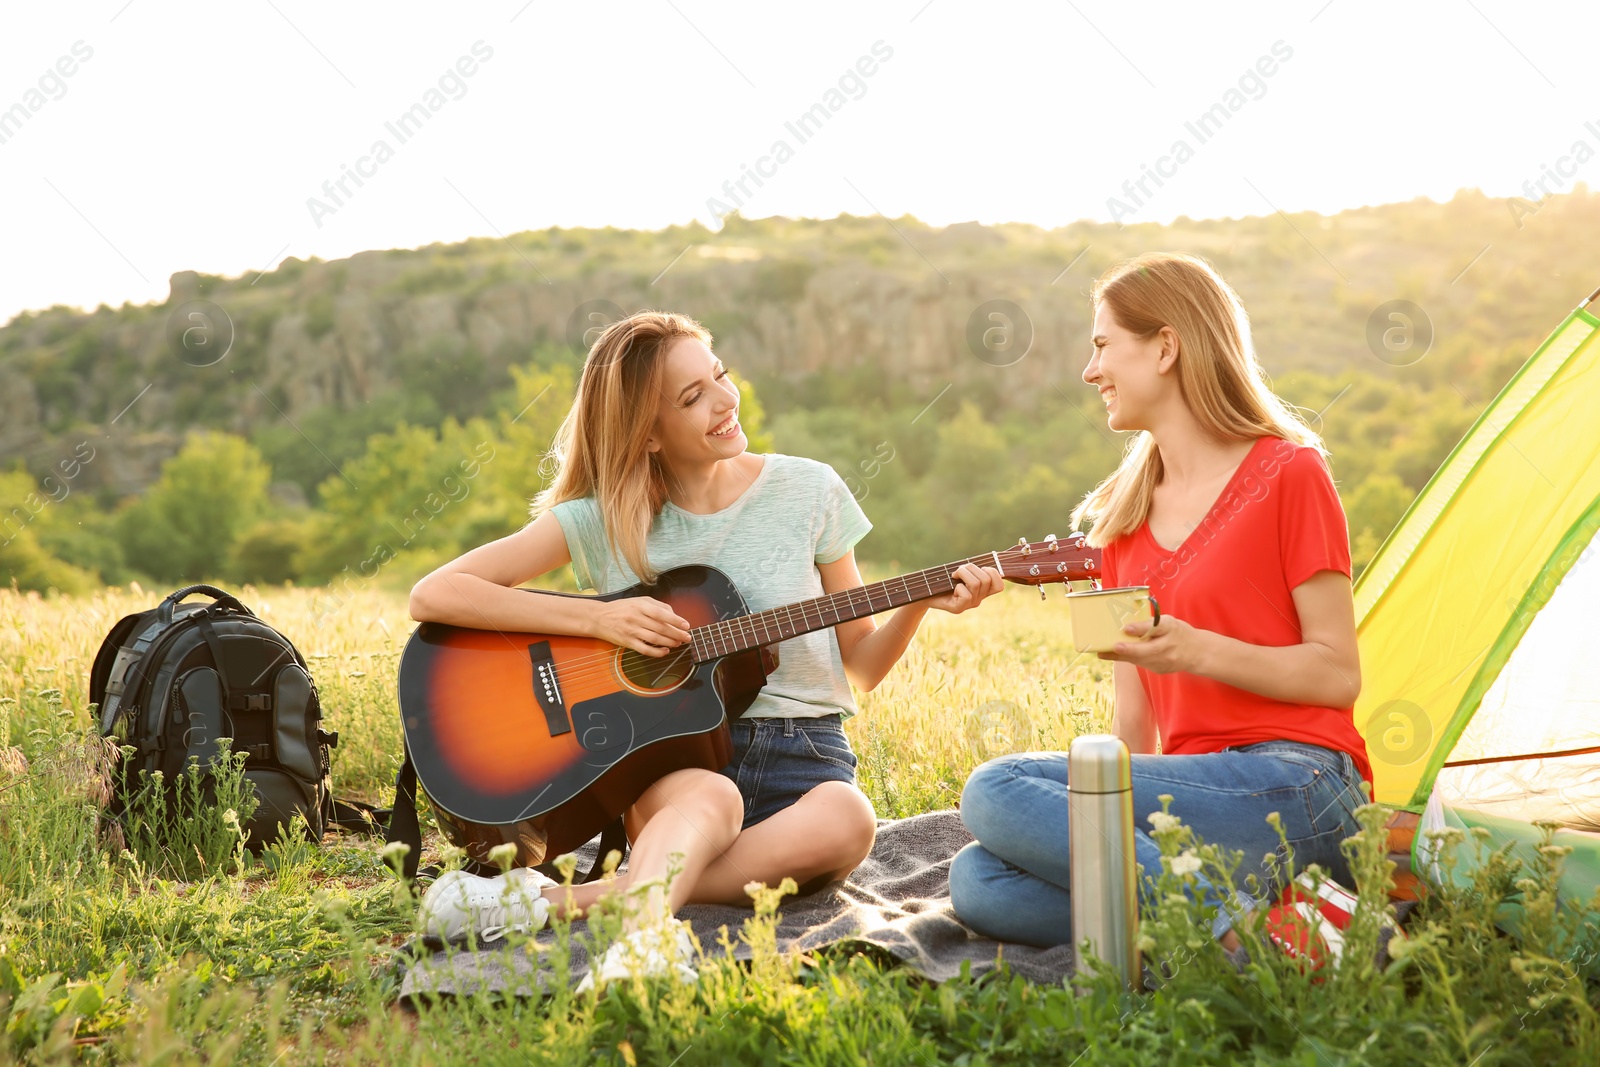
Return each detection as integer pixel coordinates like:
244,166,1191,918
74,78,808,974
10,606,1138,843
566,674,707,759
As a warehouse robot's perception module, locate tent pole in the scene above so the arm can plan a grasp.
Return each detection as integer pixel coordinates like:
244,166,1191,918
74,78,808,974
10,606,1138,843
1442,742,1600,769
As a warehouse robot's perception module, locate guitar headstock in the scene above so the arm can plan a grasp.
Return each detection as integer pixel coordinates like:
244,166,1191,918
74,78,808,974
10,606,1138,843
987,533,1102,587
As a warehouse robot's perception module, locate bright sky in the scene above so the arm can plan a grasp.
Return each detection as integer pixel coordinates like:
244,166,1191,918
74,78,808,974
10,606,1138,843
2,1,1595,326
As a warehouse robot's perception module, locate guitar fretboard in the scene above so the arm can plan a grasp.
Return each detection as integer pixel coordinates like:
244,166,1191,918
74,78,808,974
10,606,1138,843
688,553,997,662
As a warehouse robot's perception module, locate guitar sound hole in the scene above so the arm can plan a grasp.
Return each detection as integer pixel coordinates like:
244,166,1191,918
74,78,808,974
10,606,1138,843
618,647,694,692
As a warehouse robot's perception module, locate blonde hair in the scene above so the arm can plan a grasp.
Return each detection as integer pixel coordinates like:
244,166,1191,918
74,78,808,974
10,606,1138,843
531,310,714,583
1069,252,1324,547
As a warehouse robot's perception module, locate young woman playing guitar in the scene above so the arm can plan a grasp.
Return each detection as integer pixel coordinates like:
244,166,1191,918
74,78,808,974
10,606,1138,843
408,310,1002,986
950,253,1374,969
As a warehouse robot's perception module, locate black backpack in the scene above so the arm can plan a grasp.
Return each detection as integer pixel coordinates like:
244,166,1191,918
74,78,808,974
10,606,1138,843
92,584,339,849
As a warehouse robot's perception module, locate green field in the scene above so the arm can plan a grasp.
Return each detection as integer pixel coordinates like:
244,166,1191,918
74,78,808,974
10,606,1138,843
3,582,1598,1064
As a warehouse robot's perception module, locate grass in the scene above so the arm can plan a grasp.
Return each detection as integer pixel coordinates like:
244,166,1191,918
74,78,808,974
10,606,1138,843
2,581,1599,1064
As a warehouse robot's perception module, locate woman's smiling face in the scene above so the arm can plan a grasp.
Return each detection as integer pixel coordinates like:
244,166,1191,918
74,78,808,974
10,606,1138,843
650,336,746,465
1082,301,1174,432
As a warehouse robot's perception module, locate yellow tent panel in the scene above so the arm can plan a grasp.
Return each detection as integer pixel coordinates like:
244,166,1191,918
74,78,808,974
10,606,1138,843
1354,289,1600,809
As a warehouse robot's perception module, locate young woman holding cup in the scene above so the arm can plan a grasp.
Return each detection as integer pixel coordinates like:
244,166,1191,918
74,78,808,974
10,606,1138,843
950,252,1373,964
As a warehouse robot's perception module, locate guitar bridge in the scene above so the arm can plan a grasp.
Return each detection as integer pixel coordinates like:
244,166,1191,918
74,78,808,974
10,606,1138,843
527,641,571,737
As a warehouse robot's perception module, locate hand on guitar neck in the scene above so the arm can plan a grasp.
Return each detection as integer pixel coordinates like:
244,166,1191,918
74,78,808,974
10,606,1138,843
822,555,1001,694
918,561,1004,615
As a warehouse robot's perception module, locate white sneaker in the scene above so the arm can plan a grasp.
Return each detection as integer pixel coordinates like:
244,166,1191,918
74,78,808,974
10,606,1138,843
575,918,699,992
418,867,558,941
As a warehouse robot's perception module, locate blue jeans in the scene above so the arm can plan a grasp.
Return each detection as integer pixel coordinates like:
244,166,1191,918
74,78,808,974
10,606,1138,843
949,740,1368,947
718,715,858,829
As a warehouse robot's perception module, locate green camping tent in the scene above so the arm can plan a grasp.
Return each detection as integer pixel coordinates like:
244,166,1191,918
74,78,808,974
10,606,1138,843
1352,282,1600,950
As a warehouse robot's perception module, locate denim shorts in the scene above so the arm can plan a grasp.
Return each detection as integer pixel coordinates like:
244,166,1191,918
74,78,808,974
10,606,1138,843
718,715,859,829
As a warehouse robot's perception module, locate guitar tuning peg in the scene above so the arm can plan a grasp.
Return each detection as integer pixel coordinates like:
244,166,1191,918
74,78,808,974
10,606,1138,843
1016,536,1031,556
1039,584,1046,601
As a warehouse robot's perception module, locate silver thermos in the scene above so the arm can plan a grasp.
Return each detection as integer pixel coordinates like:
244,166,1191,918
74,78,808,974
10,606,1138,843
1068,734,1140,988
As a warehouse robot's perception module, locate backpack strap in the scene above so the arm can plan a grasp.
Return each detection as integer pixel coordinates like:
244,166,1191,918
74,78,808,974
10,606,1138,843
193,615,235,709
98,643,146,734
98,615,178,735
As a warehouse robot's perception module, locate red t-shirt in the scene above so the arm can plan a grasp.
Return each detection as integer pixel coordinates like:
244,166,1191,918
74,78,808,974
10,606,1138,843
1102,436,1374,789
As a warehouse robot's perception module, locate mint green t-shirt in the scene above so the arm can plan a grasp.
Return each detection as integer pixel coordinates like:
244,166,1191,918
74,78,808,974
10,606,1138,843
549,453,872,720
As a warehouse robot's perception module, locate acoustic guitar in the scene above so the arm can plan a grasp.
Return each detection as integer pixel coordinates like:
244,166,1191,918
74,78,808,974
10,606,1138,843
396,534,1102,868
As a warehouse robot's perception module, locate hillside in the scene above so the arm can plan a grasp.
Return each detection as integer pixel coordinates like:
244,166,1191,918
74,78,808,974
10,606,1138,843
1,187,1595,592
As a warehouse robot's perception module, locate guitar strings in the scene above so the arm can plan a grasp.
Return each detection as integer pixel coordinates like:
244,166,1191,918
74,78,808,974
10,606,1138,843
506,560,976,692
460,544,1093,692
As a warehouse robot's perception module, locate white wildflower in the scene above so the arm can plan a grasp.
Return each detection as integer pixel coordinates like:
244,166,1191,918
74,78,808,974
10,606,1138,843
1147,811,1181,833
1170,851,1202,877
